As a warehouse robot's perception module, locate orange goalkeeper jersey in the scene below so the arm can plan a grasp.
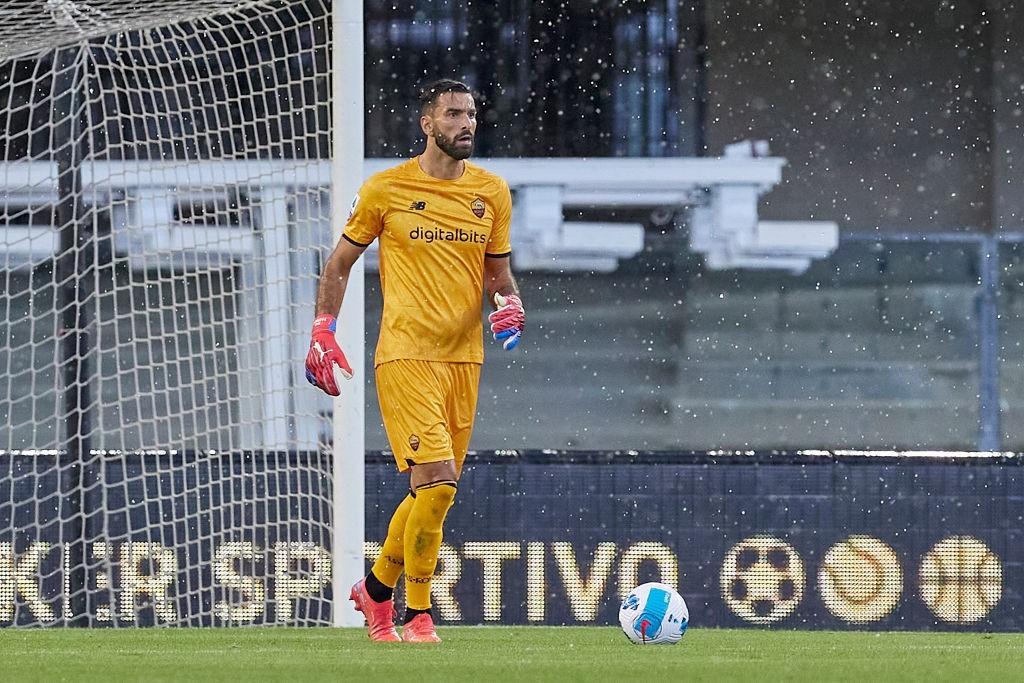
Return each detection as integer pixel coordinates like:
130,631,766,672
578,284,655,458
342,157,513,366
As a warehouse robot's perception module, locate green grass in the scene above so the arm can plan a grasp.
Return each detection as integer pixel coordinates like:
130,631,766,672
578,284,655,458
0,627,1022,681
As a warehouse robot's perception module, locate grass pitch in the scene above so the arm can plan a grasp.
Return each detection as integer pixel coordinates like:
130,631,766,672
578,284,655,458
0,627,1021,681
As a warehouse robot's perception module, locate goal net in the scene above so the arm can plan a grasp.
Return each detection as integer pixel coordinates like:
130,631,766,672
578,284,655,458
0,0,341,625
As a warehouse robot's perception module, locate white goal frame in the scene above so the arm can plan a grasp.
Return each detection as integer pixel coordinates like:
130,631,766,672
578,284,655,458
331,0,365,629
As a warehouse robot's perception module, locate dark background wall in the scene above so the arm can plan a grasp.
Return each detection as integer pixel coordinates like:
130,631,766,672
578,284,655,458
705,0,1021,233
990,0,1024,229
361,0,1024,233
4,0,1022,233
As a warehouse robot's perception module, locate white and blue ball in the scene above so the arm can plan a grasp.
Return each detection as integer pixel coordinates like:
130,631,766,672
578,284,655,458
618,582,689,645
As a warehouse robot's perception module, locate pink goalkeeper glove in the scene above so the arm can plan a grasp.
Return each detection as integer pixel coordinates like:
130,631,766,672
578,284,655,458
488,293,525,351
304,314,353,396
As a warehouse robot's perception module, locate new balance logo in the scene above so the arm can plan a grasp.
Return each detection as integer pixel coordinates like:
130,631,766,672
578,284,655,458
409,201,427,211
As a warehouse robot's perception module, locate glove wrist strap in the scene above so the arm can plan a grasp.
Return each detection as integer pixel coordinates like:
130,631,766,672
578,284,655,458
312,313,337,333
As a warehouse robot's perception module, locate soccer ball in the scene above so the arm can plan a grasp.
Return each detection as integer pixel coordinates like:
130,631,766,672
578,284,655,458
618,582,689,645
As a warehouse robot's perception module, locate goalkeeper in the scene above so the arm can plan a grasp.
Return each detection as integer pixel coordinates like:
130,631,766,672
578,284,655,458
305,79,524,643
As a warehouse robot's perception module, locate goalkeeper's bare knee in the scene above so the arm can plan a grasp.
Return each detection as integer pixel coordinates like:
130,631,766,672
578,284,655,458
409,458,457,488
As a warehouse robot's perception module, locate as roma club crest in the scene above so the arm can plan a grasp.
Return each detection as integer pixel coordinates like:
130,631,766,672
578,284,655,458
409,434,420,452
471,197,485,219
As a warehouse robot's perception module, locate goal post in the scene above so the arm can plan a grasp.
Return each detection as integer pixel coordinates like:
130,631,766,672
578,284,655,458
331,0,365,629
0,0,365,626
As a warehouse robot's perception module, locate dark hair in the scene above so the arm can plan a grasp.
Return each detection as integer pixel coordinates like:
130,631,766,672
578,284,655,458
418,79,473,114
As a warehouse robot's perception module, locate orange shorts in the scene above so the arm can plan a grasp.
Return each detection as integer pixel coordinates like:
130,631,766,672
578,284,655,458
375,359,481,474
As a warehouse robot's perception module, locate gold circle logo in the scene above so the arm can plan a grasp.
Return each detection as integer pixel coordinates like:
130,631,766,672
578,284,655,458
919,536,1001,623
818,536,902,623
720,535,804,624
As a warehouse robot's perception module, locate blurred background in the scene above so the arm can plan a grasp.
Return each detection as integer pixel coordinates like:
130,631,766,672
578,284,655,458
3,0,1024,454
362,0,1024,452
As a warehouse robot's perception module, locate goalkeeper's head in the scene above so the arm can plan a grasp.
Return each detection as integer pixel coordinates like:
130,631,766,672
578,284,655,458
418,79,477,161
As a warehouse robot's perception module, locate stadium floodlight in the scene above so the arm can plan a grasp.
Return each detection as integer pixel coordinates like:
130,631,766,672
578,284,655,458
0,1,364,626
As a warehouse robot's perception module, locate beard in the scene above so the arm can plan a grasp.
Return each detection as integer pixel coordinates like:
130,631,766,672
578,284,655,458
434,129,474,160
